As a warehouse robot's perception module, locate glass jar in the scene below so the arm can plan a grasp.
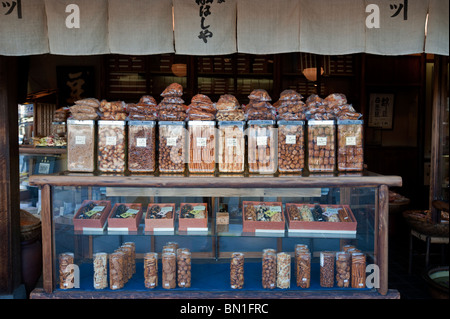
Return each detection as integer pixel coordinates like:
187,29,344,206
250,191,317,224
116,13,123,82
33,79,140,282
262,250,276,289
335,251,351,288
109,251,125,290
351,252,366,288
248,120,277,174
218,121,245,173
230,252,244,289
128,120,156,173
177,250,192,288
337,120,364,172
277,120,305,173
158,121,186,173
296,250,311,288
97,120,126,173
93,252,108,290
67,119,95,172
144,252,158,289
188,121,216,173
58,252,75,289
162,252,177,289
307,120,335,173
320,251,335,287
276,252,291,289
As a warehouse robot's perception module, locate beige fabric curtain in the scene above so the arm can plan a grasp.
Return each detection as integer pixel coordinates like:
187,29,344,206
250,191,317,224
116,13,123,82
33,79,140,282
364,0,429,55
425,0,449,56
45,0,109,55
298,0,366,55
108,0,174,55
237,0,301,54
0,0,49,56
173,0,237,55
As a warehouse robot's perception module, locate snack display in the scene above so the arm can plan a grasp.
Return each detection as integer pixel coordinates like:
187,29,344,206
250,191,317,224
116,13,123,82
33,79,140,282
99,100,127,120
295,247,311,288
144,252,158,288
108,203,143,231
277,120,305,173
245,89,277,120
127,95,158,121
162,252,177,289
320,251,335,288
216,94,240,111
215,109,245,121
276,252,291,289
128,120,156,173
93,252,108,289
337,120,364,172
262,249,276,289
188,121,216,173
307,120,335,172
158,83,187,121
73,200,112,231
242,201,285,232
97,120,126,173
230,252,244,289
69,98,100,120
161,82,183,97
109,251,125,290
146,204,174,219
58,252,75,289
187,94,216,121
67,119,95,172
335,252,351,288
54,107,70,122
276,89,306,121
158,121,186,173
179,203,208,231
351,253,366,288
248,121,277,174
217,121,245,173
177,249,192,288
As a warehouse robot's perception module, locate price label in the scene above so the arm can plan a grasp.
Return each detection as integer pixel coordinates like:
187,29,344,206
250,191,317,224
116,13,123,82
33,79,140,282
257,136,268,146
265,206,282,217
38,162,50,174
75,135,86,145
316,136,327,146
120,208,139,218
226,138,237,147
197,137,207,147
346,136,357,146
136,138,147,147
106,136,117,146
84,206,105,217
285,135,296,144
166,137,177,146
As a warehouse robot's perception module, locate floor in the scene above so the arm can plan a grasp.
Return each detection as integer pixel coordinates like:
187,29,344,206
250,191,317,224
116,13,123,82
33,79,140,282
387,222,449,299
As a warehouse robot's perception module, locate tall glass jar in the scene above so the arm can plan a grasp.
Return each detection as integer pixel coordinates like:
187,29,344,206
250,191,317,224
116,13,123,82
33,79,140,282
308,120,335,173
128,120,156,173
218,121,245,173
144,252,158,289
67,119,95,172
97,120,126,173
158,121,186,173
248,120,277,174
278,120,305,173
337,120,364,172
230,252,244,289
188,121,216,173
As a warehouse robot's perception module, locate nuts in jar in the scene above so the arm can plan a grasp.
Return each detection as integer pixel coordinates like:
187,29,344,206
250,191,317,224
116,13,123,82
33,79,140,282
158,122,186,173
337,120,364,172
307,120,335,172
230,252,244,289
276,252,291,289
278,120,305,173
320,251,335,288
128,121,156,173
144,252,158,289
335,251,351,288
177,250,191,288
248,121,277,174
97,120,126,173
262,250,276,289
67,120,95,172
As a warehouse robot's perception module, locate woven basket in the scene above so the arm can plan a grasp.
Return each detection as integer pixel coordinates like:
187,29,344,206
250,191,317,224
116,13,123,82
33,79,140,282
403,210,449,238
20,209,42,242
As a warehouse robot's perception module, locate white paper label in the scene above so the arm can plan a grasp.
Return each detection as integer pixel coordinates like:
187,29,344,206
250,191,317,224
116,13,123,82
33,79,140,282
193,205,206,211
197,137,207,147
286,135,296,144
346,136,357,146
106,136,116,146
226,138,237,147
38,162,50,174
166,137,177,146
257,136,268,146
160,206,173,213
75,135,86,145
316,136,327,146
136,138,147,147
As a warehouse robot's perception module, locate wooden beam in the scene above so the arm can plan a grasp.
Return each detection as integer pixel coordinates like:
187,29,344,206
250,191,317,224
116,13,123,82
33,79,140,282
0,56,21,295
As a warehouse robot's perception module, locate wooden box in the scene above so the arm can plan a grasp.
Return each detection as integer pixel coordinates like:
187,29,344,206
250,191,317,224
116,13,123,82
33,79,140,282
216,212,229,225
242,201,285,233
285,203,357,234
178,203,208,231
107,203,143,232
144,203,175,231
73,200,111,231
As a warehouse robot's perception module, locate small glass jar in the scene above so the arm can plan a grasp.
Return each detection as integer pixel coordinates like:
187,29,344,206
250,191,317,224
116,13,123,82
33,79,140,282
158,121,186,173
162,252,177,289
97,120,126,173
262,250,276,289
217,121,245,173
188,121,216,173
67,120,95,172
177,250,192,288
247,120,277,174
144,252,158,289
277,120,305,173
58,252,75,289
335,251,351,288
276,252,291,289
230,252,244,289
128,120,156,173
320,251,335,288
93,252,108,290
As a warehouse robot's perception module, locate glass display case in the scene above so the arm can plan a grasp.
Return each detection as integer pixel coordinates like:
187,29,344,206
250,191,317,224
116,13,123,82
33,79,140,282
29,172,401,299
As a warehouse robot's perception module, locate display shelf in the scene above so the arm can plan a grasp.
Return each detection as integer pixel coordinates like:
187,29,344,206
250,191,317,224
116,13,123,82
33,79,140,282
29,172,400,299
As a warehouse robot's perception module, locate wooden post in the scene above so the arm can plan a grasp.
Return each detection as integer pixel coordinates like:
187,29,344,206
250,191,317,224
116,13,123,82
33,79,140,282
41,184,54,293
377,185,389,296
0,56,21,296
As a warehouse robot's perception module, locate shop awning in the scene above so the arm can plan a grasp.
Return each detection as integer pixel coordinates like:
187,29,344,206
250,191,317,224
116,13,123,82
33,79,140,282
0,0,448,57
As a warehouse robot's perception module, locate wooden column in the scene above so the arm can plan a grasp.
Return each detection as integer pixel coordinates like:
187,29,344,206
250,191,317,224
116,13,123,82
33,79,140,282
377,185,389,296
0,56,21,295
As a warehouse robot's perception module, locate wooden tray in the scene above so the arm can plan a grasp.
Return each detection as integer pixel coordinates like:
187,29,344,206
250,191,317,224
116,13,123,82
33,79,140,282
178,203,208,231
107,203,143,232
73,200,111,231
144,203,175,231
242,201,285,233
